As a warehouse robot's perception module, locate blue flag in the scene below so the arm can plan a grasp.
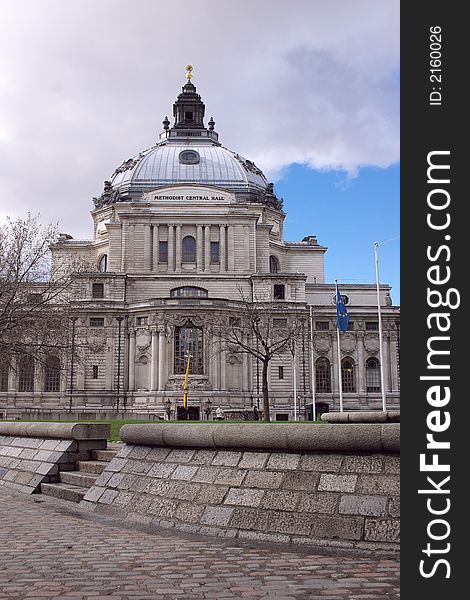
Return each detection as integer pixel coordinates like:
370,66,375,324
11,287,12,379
336,283,350,333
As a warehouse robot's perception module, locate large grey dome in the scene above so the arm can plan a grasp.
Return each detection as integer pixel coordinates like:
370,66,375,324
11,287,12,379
93,75,282,210
109,142,269,195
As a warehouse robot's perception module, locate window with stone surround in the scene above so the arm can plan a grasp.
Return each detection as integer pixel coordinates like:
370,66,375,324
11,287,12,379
315,321,330,331
269,255,279,273
0,358,9,392
174,322,204,375
170,287,208,298
210,241,220,264
182,235,196,263
92,283,104,299
92,365,99,379
18,356,34,392
90,317,105,328
341,357,356,393
45,356,60,392
366,321,379,331
315,357,331,393
159,241,168,263
273,284,285,300
366,357,381,392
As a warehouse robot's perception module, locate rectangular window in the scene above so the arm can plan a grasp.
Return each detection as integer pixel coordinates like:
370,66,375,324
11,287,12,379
366,321,379,331
137,316,148,326
229,317,241,327
275,413,289,421
278,366,284,380
0,360,9,392
273,318,287,328
273,284,285,300
92,365,99,379
159,241,168,263
210,241,220,264
90,317,105,328
92,283,104,299
347,321,354,331
316,321,330,331
19,356,34,392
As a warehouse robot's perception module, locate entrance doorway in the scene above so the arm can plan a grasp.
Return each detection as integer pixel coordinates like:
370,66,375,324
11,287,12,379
177,406,200,420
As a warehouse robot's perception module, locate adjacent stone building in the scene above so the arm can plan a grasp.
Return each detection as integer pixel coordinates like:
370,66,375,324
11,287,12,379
0,72,400,419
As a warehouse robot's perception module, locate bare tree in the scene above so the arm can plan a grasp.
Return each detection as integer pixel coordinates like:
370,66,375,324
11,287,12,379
0,214,81,366
212,294,304,421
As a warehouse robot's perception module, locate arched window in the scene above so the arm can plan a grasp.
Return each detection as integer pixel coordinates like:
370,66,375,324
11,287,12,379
366,357,381,392
98,254,108,272
45,356,61,392
182,236,196,263
18,356,34,392
341,357,356,393
174,322,203,375
315,357,331,393
0,357,9,392
170,287,208,298
269,255,279,273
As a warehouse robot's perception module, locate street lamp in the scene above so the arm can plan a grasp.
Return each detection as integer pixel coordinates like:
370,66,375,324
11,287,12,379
204,398,213,420
116,316,124,414
69,316,78,413
164,398,172,420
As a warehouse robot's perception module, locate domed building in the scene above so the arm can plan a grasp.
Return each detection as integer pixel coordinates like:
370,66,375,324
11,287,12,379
2,69,400,419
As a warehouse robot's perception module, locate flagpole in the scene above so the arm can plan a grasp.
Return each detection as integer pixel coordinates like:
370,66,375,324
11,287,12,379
309,305,317,421
335,280,344,413
374,242,387,412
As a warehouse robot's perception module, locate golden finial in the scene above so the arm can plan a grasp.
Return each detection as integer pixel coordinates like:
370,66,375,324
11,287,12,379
186,64,193,80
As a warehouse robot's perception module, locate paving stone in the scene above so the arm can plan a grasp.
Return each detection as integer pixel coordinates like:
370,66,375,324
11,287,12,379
229,507,269,531
107,473,125,488
200,506,234,526
365,519,400,542
318,474,357,493
356,475,400,495
120,458,149,474
339,495,387,517
18,448,38,460
170,465,198,480
388,497,400,517
260,490,300,511
189,449,217,465
175,502,205,524
384,455,400,474
224,488,264,507
195,484,229,504
266,453,301,470
238,451,270,469
342,455,384,474
298,493,338,514
128,446,153,459
243,470,284,489
283,471,318,491
112,491,135,508
311,515,364,541
93,471,113,487
166,449,196,463
145,447,171,461
83,486,106,502
267,511,313,535
192,466,220,483
211,451,242,467
99,489,119,504
214,468,246,486
147,497,179,518
147,462,177,478
300,454,343,472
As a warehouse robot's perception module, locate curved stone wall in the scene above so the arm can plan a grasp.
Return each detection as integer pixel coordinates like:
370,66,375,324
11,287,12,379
83,423,400,553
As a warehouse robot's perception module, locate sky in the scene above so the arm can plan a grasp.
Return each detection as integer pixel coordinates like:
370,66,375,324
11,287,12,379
0,0,400,302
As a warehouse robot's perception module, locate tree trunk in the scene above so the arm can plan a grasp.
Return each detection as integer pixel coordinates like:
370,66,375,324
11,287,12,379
262,359,270,422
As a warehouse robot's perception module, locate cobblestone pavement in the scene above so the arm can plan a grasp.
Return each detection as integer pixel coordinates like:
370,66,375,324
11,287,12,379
0,488,399,600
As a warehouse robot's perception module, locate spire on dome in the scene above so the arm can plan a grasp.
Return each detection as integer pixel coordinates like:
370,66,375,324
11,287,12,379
172,65,206,129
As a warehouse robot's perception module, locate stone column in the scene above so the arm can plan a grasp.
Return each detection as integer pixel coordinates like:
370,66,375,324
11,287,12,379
244,226,250,272
175,225,182,272
382,335,391,392
143,225,151,271
390,335,399,392
220,341,227,390
152,225,159,271
196,225,203,271
121,221,128,272
128,224,135,273
128,331,136,391
357,334,366,393
204,225,211,272
150,330,158,391
158,328,166,391
219,225,226,273
168,225,174,272
227,225,235,271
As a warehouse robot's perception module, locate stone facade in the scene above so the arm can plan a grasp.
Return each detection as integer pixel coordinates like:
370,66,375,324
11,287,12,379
0,74,400,418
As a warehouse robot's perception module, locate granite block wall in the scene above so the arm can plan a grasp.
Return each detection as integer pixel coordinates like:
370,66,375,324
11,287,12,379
82,445,400,552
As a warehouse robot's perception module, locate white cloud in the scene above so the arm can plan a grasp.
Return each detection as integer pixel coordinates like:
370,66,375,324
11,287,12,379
0,0,399,237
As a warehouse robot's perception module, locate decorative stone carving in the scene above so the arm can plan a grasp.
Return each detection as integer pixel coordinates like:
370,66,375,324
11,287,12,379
364,335,380,353
313,335,331,354
88,338,106,354
340,335,356,354
166,377,209,391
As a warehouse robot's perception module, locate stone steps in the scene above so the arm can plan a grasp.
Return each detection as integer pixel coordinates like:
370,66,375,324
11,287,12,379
41,482,89,503
40,445,119,503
